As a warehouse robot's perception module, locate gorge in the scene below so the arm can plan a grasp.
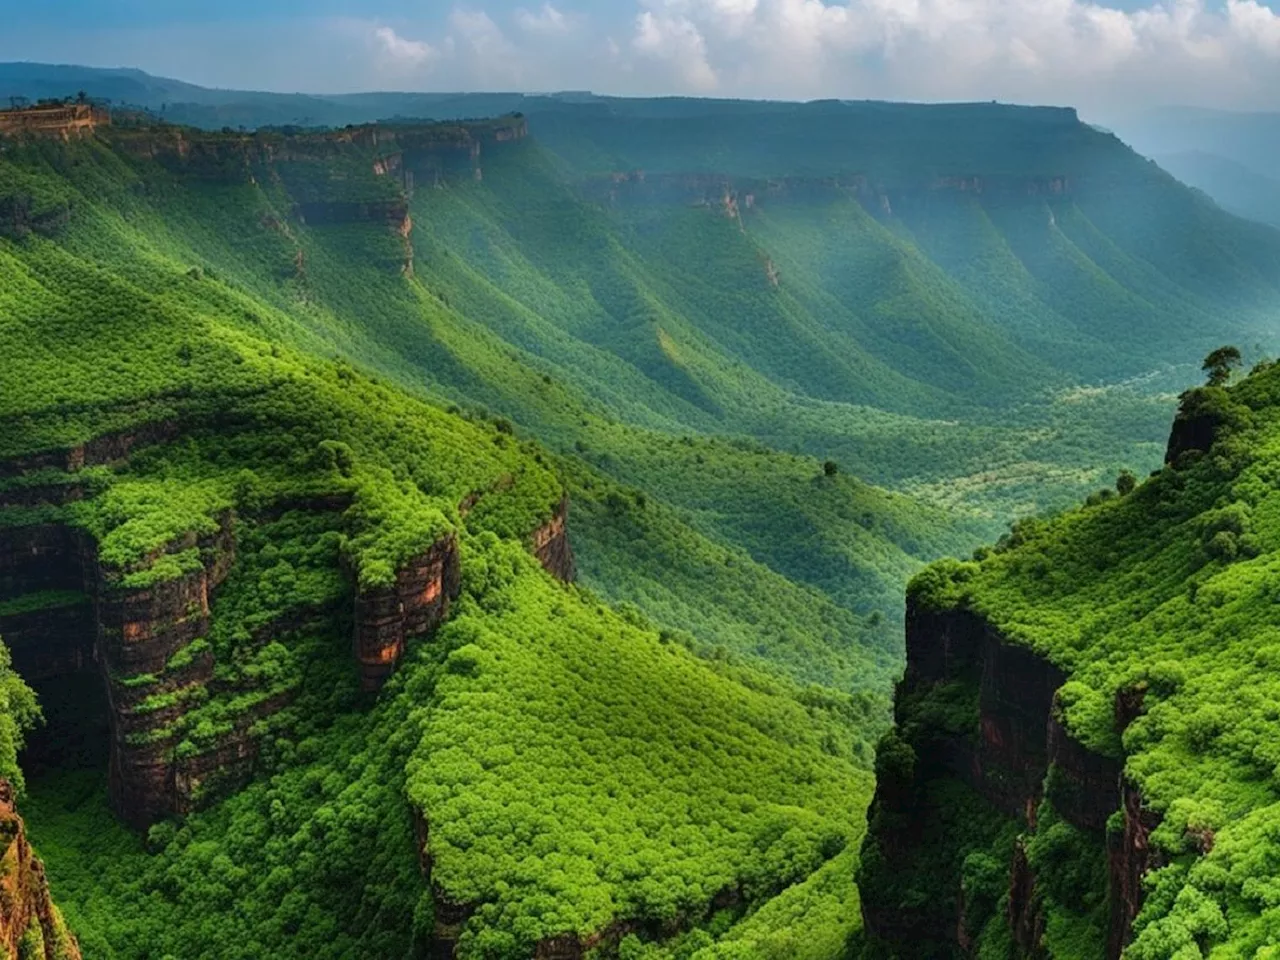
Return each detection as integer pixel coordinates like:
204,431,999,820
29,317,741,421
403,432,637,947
1,71,1279,959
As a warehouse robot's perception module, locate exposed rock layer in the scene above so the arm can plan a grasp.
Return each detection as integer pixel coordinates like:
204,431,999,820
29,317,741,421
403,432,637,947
1,426,574,826
862,602,1156,958
531,496,575,584
353,536,461,692
0,779,82,960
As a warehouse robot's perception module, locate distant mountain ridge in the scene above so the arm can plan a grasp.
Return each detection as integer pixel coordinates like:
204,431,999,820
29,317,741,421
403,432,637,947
1154,150,1280,229
1109,105,1280,228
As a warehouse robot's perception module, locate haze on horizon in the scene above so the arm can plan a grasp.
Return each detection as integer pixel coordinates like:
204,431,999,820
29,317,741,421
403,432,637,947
4,0,1280,116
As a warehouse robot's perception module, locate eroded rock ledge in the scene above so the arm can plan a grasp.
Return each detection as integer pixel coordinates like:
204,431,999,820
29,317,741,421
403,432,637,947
0,779,81,960
531,495,575,584
860,602,1159,959
353,536,461,692
0,427,575,827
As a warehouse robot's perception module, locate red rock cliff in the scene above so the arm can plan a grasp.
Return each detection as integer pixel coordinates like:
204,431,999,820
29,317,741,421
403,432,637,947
531,496,575,584
353,536,461,693
0,780,81,960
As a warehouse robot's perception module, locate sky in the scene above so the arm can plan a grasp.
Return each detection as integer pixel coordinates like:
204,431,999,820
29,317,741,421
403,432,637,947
3,0,1280,111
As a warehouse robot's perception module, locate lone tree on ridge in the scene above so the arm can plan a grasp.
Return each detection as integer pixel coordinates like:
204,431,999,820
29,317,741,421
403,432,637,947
1203,346,1242,387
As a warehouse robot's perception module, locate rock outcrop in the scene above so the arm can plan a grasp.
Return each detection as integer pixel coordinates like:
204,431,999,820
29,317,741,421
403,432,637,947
1,423,578,823
0,779,82,960
0,103,106,140
0,503,241,829
531,497,575,584
357,497,574,693
861,602,1155,959
100,512,236,828
0,425,309,827
353,536,461,692
107,116,526,188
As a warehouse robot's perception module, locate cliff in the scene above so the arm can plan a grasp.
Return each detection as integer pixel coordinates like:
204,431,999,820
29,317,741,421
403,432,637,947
0,103,106,140
586,170,1076,219
858,358,1280,957
106,115,526,188
530,496,575,584
0,780,81,960
353,536,460,692
0,419,575,825
859,601,1149,959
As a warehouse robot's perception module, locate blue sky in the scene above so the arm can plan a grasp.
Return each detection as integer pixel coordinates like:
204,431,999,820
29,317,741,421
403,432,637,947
4,0,1280,109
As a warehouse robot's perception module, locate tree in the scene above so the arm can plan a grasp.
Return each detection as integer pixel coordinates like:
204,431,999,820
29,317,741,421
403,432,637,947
1116,469,1137,496
1202,346,1242,387
822,460,839,477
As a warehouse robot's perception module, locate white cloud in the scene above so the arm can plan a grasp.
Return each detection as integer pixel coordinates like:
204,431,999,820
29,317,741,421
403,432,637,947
9,1,1279,108
633,10,719,90
1229,0,1280,54
372,25,434,68
617,0,1280,108
516,4,572,35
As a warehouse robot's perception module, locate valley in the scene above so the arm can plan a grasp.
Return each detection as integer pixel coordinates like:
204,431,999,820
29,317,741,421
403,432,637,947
1,73,1279,959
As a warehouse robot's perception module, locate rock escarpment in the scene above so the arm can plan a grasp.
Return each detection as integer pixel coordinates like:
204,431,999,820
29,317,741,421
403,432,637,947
353,536,460,692
108,115,526,188
0,478,254,828
0,102,106,140
0,424,574,826
0,779,81,960
531,496,575,584
859,601,1155,959
589,170,1077,219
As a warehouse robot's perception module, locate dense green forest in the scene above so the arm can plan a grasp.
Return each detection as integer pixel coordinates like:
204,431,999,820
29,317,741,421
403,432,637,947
1,80,1280,959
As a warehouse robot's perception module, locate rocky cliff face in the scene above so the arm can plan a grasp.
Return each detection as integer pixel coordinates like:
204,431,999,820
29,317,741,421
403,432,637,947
860,601,1154,959
108,116,525,187
0,494,247,829
0,103,105,140
0,780,81,960
0,423,575,827
531,497,575,584
353,536,461,692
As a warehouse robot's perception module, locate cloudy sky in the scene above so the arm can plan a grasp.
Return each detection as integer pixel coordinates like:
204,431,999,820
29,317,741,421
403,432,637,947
4,0,1280,111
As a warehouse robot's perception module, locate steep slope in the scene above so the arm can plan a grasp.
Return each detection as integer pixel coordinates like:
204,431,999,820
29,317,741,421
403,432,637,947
0,117,948,681
8,73,1277,520
401,125,1220,515
859,358,1280,957
0,113,936,958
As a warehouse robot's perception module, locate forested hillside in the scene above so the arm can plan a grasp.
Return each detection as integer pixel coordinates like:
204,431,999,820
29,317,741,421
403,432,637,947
1,85,1279,959
860,352,1280,958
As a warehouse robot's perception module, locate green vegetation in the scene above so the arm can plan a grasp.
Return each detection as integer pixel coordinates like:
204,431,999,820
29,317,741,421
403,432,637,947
1,91,1279,960
0,643,40,794
23,538,872,958
896,356,1280,955
0,118,899,958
